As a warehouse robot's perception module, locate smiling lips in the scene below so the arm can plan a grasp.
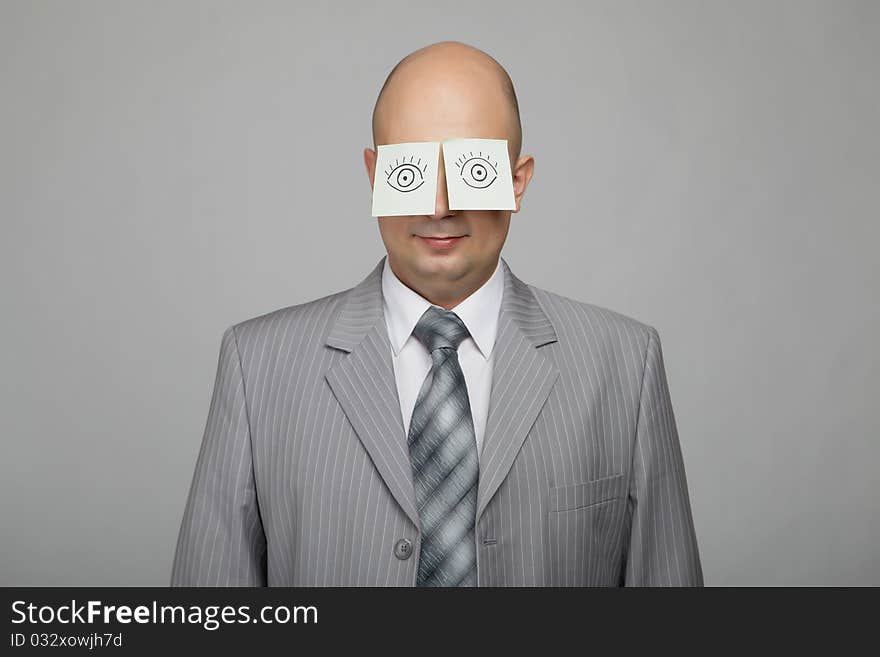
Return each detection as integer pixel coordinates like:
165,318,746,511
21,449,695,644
417,235,466,250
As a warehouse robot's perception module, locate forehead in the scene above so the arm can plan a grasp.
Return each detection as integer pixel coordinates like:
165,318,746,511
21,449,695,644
375,68,514,146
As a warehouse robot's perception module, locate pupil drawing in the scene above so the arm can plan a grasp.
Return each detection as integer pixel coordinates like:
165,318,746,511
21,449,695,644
386,156,427,193
456,151,498,189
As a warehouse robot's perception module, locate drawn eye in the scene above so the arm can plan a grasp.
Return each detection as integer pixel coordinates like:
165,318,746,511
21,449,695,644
457,152,498,189
386,156,427,193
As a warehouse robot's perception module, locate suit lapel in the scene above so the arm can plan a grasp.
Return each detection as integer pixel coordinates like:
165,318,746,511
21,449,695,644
476,258,558,521
324,254,559,530
324,257,420,529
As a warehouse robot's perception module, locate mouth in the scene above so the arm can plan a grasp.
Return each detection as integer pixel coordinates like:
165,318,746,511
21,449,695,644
415,235,467,250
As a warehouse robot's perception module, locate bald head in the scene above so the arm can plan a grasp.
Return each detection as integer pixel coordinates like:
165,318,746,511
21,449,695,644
371,41,522,160
364,42,536,310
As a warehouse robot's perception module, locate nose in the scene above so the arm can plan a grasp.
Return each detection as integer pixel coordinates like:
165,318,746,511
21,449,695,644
427,148,454,220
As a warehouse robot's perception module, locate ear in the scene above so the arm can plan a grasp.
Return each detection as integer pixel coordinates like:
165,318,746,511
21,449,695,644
511,154,535,213
363,147,378,190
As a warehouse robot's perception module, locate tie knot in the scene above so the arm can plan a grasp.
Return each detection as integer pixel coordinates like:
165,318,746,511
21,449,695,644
412,305,470,353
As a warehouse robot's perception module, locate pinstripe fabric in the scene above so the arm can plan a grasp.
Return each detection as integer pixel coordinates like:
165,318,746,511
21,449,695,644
171,254,704,586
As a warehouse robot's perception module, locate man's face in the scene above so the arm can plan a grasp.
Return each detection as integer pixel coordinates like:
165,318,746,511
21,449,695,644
364,55,533,304
370,143,513,287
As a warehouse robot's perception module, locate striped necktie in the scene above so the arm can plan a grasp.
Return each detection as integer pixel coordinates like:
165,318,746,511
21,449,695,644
407,305,479,587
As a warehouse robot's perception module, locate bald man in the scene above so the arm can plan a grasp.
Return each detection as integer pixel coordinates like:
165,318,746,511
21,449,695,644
171,41,704,587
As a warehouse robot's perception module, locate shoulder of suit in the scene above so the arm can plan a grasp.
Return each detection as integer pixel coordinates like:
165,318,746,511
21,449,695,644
225,287,350,345
527,283,657,346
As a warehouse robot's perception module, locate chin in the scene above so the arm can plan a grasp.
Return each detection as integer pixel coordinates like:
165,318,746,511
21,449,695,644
422,253,474,278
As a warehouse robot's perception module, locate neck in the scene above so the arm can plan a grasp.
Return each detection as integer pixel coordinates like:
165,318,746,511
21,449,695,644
389,257,497,310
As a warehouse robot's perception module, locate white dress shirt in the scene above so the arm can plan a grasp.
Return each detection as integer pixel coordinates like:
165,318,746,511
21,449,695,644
381,256,504,456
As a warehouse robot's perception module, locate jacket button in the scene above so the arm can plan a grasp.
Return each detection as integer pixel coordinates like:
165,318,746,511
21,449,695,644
394,538,413,560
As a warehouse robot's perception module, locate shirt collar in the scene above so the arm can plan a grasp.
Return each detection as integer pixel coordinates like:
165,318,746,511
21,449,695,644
382,256,504,360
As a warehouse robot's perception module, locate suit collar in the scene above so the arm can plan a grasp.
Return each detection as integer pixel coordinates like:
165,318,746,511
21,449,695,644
324,254,559,528
326,254,556,353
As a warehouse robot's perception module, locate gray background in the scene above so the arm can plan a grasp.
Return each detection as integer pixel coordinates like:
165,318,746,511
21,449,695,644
2,0,877,586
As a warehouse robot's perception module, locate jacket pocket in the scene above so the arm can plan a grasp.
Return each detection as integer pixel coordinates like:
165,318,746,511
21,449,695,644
548,473,627,512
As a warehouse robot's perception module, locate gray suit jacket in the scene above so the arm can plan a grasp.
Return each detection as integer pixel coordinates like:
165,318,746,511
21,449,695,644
171,255,703,586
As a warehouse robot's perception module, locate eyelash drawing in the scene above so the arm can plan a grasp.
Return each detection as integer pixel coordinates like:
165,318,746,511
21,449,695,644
456,151,498,189
386,155,427,193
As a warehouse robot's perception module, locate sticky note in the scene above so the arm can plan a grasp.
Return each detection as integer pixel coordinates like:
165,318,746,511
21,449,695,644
441,138,516,211
371,141,440,217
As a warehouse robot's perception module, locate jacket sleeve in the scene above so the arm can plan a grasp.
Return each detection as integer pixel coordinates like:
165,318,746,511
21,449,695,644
171,325,267,586
622,326,704,586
